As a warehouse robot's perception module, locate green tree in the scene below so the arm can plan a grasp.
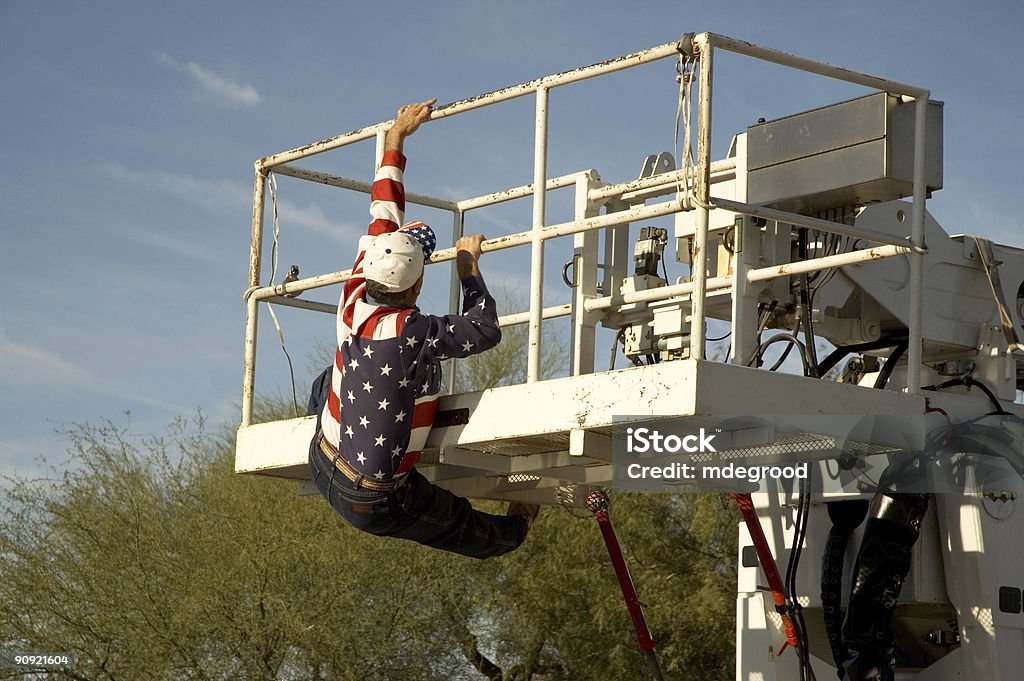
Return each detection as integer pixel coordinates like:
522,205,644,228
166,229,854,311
1,294,739,680
0,411,736,681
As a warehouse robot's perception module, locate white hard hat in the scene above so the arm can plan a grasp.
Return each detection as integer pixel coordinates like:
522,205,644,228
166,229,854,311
363,231,424,292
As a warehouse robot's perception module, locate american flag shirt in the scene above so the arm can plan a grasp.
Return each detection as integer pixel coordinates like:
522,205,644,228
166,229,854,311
319,149,500,481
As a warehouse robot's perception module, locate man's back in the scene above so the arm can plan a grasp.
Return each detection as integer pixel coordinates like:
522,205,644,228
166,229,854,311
334,289,500,481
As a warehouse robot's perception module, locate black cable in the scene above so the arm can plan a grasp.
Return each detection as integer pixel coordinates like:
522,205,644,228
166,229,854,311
707,331,732,342
783,474,814,681
609,328,626,371
797,229,820,378
768,340,795,372
922,376,1011,415
799,281,819,377
767,319,804,372
816,334,908,378
873,340,908,389
965,376,1011,414
750,333,812,376
791,475,815,680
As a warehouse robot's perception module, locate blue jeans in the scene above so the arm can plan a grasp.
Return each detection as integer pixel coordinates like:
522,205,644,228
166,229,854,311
309,437,528,559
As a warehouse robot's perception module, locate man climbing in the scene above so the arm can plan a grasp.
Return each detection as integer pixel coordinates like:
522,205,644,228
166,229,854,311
308,99,539,558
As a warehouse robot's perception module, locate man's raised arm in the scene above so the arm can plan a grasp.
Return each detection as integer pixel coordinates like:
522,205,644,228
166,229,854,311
367,98,436,238
384,98,435,155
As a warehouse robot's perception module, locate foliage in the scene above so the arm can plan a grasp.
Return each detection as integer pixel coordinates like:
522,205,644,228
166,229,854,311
2,286,738,680
0,278,741,680
0,409,737,680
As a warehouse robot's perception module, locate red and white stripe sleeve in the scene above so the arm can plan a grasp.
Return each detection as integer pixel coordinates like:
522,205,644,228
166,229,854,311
338,150,408,337
368,150,406,236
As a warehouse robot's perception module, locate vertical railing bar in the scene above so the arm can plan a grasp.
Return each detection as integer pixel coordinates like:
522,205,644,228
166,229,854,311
528,87,549,382
689,39,714,361
242,167,268,427
242,296,259,427
448,209,465,394
375,129,386,170
906,94,930,394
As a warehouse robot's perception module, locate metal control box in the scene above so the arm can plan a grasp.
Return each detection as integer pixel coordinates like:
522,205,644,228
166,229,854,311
747,92,943,213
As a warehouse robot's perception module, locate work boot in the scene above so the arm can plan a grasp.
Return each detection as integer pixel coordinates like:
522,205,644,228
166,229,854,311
507,502,540,531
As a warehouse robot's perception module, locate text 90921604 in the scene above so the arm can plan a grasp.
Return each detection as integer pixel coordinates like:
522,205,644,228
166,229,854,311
0,652,76,670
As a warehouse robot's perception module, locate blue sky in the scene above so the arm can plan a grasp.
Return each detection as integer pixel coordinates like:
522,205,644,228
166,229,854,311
2,1,1022,480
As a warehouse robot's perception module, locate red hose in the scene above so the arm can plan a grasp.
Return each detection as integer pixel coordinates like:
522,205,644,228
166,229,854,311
732,492,801,652
586,491,658,655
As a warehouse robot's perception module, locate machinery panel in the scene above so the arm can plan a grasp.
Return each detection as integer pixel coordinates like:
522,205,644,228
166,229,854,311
748,93,943,213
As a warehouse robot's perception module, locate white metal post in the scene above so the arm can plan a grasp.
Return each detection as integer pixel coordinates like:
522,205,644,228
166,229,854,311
242,296,259,427
729,216,751,365
728,134,753,366
242,166,268,427
448,209,465,394
689,37,714,361
375,129,386,170
571,171,601,375
907,95,930,394
528,87,549,383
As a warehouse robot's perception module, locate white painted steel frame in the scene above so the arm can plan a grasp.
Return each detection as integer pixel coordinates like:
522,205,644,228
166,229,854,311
694,32,931,392
241,32,932,426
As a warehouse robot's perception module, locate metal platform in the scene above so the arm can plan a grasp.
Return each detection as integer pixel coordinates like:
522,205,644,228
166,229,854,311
236,359,925,504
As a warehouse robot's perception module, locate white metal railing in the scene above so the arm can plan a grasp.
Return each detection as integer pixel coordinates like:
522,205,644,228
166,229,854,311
240,32,931,427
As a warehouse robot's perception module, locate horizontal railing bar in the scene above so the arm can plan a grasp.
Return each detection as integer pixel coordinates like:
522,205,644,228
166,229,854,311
710,198,926,253
584,276,734,312
265,295,337,314
246,197,689,302
272,165,458,211
702,32,929,98
746,244,914,283
457,172,583,212
258,41,682,169
432,198,686,261
499,304,572,327
589,158,737,202
265,294,568,327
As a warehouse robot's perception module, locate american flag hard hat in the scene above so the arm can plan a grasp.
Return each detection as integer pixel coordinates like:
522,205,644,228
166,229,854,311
399,221,436,261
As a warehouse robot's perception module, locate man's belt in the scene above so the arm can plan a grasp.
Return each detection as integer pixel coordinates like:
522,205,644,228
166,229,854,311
318,433,407,493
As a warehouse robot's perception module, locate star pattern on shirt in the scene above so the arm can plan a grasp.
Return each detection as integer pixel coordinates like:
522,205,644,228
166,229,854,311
325,159,502,483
